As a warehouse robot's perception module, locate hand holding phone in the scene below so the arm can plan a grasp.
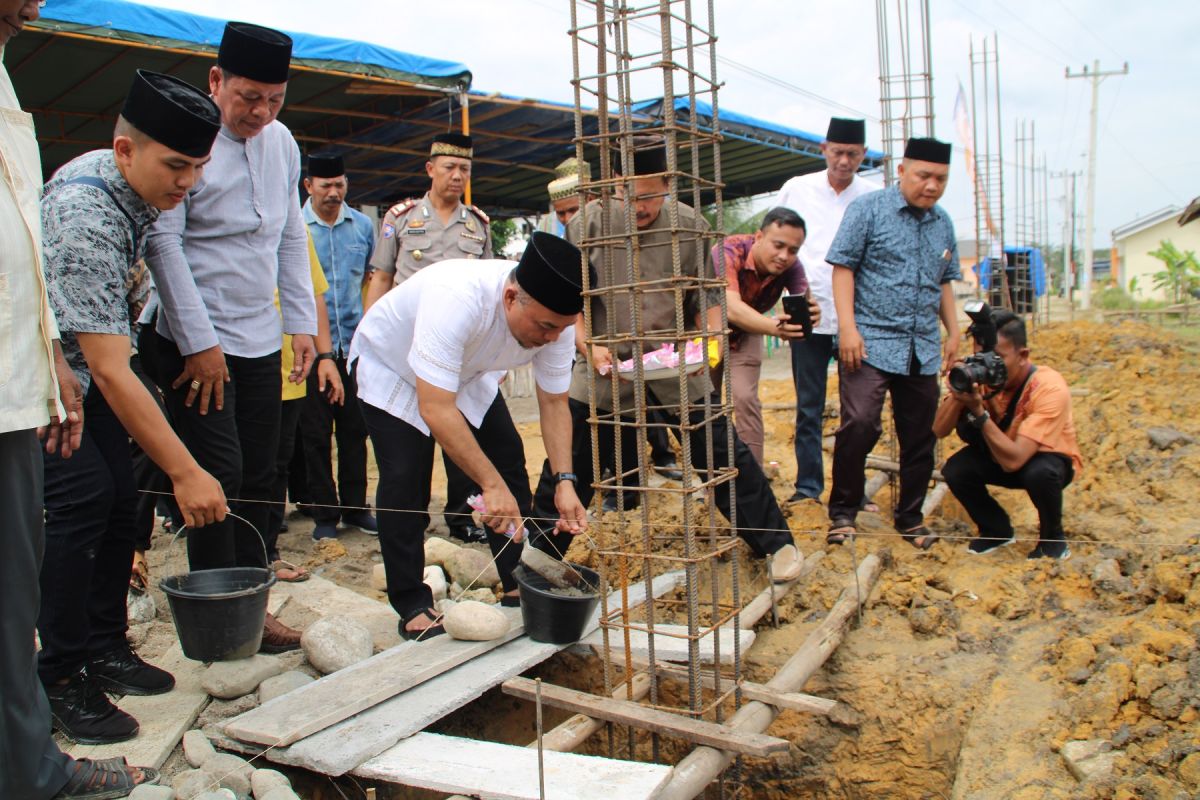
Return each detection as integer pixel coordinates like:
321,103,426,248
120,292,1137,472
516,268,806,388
781,294,813,339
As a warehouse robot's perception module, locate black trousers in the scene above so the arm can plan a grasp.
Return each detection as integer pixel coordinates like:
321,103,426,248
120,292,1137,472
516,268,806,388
301,356,369,524
531,396,792,559
942,445,1074,543
38,388,136,685
829,362,939,530
442,452,478,532
130,353,178,551
266,398,304,561
1,430,73,799
140,329,280,570
362,395,526,619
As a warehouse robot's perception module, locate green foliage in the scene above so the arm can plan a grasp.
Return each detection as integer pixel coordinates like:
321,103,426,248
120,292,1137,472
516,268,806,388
1094,285,1138,310
702,197,765,235
490,218,519,256
1128,276,1140,297
1148,239,1200,304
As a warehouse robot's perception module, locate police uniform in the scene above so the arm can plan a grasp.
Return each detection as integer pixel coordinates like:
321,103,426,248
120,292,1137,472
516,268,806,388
370,193,492,285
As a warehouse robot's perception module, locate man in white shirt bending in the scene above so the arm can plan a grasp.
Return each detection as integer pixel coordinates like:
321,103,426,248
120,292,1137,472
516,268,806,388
350,232,589,640
776,117,880,504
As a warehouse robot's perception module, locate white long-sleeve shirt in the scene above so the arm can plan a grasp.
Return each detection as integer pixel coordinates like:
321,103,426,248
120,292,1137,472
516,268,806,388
145,121,315,357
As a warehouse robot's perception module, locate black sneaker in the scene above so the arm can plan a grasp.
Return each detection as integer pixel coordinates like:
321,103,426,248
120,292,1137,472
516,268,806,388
448,523,488,544
1028,540,1071,560
46,668,139,745
89,644,175,697
967,534,1016,554
343,509,378,534
786,490,819,504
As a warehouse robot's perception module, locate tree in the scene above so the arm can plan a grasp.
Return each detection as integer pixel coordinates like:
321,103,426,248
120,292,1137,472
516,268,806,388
490,218,519,257
701,197,764,235
1148,240,1200,304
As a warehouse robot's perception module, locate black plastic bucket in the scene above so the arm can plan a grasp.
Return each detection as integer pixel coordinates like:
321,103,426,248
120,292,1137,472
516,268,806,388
513,563,600,644
160,567,276,661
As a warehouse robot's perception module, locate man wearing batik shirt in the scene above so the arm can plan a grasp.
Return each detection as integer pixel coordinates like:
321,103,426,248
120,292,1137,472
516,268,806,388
825,137,961,549
712,207,818,464
40,70,226,747
142,23,316,653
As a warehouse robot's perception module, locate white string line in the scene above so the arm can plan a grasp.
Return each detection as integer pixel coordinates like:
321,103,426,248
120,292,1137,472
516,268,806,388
138,488,1200,551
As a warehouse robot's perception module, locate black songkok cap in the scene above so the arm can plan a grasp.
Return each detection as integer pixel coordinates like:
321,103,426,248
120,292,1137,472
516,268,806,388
826,117,865,145
612,139,669,178
903,137,952,165
307,153,344,179
121,70,220,159
217,21,293,84
430,133,473,159
515,231,595,316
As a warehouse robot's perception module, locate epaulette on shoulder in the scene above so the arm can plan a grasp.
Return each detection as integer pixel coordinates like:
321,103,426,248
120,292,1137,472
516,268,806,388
466,204,490,226
387,198,418,218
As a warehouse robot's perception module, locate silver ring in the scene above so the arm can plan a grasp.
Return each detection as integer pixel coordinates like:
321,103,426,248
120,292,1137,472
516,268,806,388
190,380,202,390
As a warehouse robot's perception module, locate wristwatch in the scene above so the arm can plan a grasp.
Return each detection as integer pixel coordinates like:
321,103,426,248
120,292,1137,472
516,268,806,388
315,352,335,363
554,472,578,484
967,409,990,429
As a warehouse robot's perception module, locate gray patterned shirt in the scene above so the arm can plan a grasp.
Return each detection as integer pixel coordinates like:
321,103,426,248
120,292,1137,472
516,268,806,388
42,149,156,394
825,184,960,376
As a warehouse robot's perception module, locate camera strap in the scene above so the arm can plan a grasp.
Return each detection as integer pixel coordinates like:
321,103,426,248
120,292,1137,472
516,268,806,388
996,364,1037,432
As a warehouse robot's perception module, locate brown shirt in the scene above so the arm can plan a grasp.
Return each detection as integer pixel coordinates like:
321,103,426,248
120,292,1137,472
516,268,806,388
369,192,492,285
566,198,721,412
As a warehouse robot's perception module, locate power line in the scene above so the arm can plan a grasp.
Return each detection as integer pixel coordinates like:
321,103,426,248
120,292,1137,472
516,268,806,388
1053,0,1124,61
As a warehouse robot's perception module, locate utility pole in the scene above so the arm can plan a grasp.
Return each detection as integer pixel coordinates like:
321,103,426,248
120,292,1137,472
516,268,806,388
1065,60,1128,311
1052,169,1080,310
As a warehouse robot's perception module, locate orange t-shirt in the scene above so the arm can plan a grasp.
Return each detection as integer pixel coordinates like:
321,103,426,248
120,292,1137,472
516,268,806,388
992,366,1083,474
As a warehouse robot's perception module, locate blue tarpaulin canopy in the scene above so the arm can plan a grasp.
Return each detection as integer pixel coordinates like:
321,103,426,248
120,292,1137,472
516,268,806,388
8,0,882,215
978,246,1048,298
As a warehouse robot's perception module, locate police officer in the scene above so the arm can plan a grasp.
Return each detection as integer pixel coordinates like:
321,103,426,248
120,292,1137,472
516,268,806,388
364,132,492,307
364,132,492,543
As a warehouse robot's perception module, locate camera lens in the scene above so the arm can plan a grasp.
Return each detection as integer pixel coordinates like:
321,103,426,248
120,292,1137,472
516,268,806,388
949,364,978,393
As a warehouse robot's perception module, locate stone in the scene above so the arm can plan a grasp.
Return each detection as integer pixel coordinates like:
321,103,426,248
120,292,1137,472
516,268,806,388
200,752,253,797
258,669,315,703
1061,739,1118,782
195,694,258,728
424,536,462,568
300,615,374,674
259,788,302,800
442,600,511,641
1147,426,1194,450
127,587,157,624
424,565,448,602
250,768,291,799
129,786,176,800
171,769,212,800
450,587,496,604
201,654,285,699
193,792,236,800
370,563,388,591
444,548,500,589
1091,559,1125,591
1178,752,1200,788
182,728,216,768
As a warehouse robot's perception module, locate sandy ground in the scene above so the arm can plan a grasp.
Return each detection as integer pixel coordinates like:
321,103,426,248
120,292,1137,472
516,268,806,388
128,318,1200,799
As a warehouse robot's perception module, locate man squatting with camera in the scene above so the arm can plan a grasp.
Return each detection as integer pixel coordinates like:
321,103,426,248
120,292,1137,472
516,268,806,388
934,303,1083,560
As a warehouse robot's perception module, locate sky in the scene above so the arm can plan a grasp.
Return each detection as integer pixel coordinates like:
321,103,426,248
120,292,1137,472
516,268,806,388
141,0,1199,250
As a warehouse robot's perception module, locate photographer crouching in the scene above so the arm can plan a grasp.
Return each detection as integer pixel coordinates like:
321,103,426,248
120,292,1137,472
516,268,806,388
933,302,1083,559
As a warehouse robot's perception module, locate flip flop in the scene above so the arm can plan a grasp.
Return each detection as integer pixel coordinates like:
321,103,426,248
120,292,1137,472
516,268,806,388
400,608,446,642
270,559,310,582
900,526,939,551
827,518,856,546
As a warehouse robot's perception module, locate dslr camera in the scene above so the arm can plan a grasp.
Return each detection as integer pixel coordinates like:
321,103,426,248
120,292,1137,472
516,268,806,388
948,299,1007,393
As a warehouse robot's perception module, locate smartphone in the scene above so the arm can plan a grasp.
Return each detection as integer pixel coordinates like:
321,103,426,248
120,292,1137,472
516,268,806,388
781,294,813,338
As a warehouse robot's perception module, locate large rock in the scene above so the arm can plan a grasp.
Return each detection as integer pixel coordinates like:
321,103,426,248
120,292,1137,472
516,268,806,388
127,588,157,624
182,729,216,768
370,563,388,591
424,536,462,568
171,769,211,800
193,792,236,800
259,788,302,800
128,786,176,800
258,670,315,703
424,565,448,602
250,768,291,799
442,600,510,641
445,548,500,589
201,655,284,699
301,615,373,674
1061,739,1118,782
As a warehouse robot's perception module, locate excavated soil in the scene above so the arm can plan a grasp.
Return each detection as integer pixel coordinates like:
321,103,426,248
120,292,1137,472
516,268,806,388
137,319,1200,799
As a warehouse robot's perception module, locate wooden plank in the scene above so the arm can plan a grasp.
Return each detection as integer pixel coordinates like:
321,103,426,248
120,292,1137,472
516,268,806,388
217,571,684,776
502,677,790,758
225,607,524,747
579,623,754,665
619,657,841,716
354,732,672,800
66,643,207,769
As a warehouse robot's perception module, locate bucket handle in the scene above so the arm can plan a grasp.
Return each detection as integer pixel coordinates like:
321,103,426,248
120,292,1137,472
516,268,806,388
167,510,270,569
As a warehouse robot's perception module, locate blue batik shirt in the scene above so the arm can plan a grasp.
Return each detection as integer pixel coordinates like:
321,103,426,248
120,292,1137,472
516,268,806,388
303,199,376,356
825,184,960,376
